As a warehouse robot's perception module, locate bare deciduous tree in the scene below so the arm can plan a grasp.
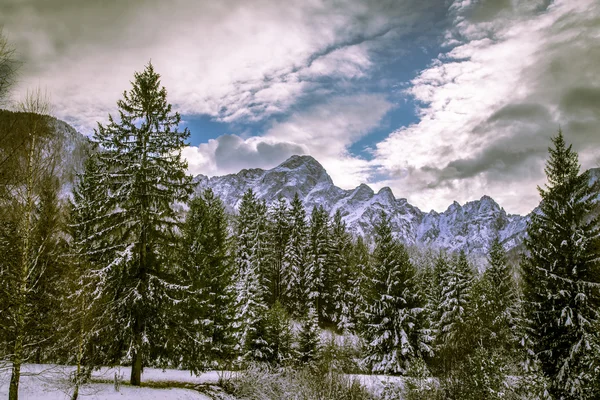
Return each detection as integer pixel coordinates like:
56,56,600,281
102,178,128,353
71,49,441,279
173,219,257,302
0,89,62,400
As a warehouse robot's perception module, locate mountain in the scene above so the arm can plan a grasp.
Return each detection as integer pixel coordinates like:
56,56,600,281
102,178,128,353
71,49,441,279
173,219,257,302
194,155,562,255
0,109,91,197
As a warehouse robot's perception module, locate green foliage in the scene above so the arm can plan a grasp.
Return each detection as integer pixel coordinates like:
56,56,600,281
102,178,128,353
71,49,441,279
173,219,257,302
329,210,357,332
177,188,235,372
362,211,428,375
264,301,294,366
306,205,331,324
296,306,321,366
282,193,308,317
87,62,194,383
266,198,291,305
402,358,442,400
522,130,600,399
233,189,271,364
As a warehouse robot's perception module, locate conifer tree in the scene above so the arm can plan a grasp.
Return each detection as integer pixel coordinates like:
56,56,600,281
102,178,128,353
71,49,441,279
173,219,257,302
436,251,474,373
478,238,517,351
178,188,235,372
418,251,447,368
522,130,600,399
329,209,354,331
90,63,193,385
296,305,321,365
233,189,270,363
264,301,293,366
352,235,371,332
306,205,330,323
282,193,308,317
266,198,290,305
363,211,429,374
28,175,67,363
64,153,114,399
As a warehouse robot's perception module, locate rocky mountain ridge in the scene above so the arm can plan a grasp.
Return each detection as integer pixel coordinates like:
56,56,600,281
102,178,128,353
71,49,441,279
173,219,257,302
194,155,591,255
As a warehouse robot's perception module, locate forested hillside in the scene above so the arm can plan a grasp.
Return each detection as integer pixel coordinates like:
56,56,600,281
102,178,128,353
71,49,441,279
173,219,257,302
1,62,600,400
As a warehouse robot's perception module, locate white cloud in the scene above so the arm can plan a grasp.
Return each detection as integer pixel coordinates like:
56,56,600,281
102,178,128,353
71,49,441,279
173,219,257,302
184,93,393,187
374,0,600,214
1,0,434,134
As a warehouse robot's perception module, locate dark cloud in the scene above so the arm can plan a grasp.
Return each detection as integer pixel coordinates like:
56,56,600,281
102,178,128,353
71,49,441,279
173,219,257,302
560,87,600,117
213,134,306,174
461,0,553,22
486,103,551,124
421,139,546,189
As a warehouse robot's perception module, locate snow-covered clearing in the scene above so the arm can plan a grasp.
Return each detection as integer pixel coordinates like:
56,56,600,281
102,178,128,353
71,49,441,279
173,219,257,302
0,363,404,399
0,364,233,400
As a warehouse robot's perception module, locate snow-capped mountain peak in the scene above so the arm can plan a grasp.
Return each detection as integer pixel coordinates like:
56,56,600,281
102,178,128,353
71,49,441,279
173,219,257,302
194,156,599,256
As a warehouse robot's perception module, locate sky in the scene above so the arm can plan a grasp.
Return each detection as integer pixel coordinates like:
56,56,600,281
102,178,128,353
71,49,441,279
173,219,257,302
1,0,599,215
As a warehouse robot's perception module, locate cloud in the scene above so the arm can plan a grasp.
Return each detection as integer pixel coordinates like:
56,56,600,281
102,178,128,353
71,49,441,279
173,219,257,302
184,93,393,187
374,0,600,214
0,0,443,133
183,134,307,176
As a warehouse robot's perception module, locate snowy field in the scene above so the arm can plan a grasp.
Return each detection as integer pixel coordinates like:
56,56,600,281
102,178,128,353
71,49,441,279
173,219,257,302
0,364,403,399
0,364,233,400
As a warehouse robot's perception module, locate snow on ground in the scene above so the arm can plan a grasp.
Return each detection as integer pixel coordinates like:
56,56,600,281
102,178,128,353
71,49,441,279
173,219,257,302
0,363,405,399
348,374,404,396
0,364,230,400
91,365,229,385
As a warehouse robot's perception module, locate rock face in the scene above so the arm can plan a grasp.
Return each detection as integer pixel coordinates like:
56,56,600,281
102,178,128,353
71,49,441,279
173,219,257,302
194,155,546,255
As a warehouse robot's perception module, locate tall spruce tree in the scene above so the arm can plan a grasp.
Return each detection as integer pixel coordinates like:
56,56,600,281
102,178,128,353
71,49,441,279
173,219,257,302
65,153,108,400
306,205,330,324
266,198,290,305
282,193,308,317
329,209,355,332
363,211,428,374
178,188,235,372
296,305,321,365
352,235,371,332
436,250,474,373
91,63,193,385
522,130,600,399
478,238,518,351
233,189,270,363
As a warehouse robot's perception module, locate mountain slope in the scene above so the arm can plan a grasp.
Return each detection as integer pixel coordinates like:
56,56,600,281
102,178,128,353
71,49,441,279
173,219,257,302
194,155,546,255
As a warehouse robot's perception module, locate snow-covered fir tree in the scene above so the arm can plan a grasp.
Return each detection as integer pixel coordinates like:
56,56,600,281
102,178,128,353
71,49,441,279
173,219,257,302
328,209,355,332
352,235,371,332
178,188,235,372
522,130,600,399
436,250,474,372
296,305,321,365
264,300,293,366
89,63,193,385
233,189,271,363
478,237,518,351
282,193,308,317
363,211,429,375
266,197,290,305
306,205,330,324
66,152,122,398
418,251,448,365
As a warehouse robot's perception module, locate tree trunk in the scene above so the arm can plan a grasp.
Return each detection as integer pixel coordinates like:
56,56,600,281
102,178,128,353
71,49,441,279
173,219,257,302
130,314,143,386
130,342,142,385
8,331,22,400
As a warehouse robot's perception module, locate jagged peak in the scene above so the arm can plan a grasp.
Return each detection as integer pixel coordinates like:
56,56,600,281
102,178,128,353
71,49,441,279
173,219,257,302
448,200,461,210
355,183,374,195
277,154,324,171
376,186,396,203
